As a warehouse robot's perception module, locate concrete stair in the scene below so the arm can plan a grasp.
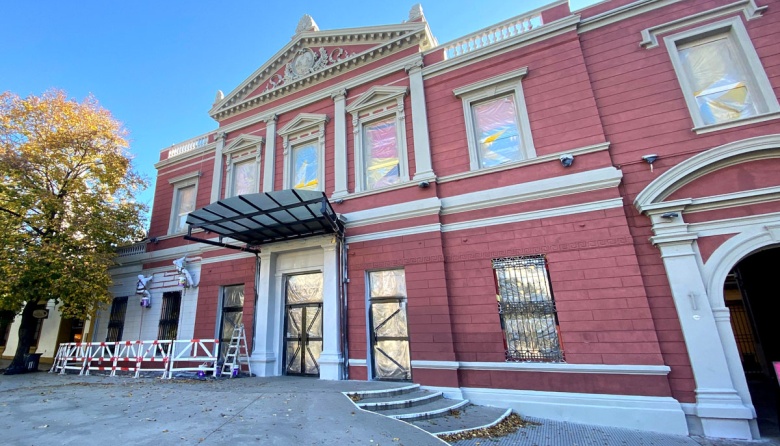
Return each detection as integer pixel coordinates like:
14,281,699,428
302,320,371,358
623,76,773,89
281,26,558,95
347,384,511,436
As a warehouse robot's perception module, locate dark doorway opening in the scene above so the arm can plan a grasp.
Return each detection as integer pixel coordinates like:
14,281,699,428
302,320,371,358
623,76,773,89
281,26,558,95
726,247,780,438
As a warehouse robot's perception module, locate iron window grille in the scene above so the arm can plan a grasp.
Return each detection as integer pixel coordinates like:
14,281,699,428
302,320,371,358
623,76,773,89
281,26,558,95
492,255,564,362
106,296,128,343
157,291,182,341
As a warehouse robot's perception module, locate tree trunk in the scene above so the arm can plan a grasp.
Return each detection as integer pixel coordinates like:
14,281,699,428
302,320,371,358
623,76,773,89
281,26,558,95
4,300,38,375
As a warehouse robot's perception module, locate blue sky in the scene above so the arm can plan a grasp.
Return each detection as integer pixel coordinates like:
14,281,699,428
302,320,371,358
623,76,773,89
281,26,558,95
1,0,593,220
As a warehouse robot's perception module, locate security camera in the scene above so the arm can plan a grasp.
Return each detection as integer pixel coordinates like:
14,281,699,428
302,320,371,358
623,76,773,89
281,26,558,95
149,237,159,244
334,198,344,204
559,154,574,168
642,154,658,164
418,181,430,188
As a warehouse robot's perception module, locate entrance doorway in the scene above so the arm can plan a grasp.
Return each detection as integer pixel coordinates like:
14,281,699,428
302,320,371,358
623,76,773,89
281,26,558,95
725,247,780,438
283,273,323,376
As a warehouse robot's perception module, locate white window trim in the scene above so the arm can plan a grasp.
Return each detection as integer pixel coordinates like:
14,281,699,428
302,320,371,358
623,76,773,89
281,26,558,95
168,172,200,235
347,86,410,193
278,113,328,192
223,136,264,198
664,16,780,134
453,67,535,171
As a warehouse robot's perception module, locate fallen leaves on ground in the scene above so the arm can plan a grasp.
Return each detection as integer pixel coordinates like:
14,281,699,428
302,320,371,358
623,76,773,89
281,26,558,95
438,414,539,443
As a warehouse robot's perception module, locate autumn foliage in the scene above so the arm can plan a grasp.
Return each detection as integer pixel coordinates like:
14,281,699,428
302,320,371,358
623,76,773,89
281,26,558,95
0,90,147,373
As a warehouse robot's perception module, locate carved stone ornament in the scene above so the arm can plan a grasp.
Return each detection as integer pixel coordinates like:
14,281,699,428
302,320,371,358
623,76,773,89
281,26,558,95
295,14,319,34
264,47,353,92
408,4,425,22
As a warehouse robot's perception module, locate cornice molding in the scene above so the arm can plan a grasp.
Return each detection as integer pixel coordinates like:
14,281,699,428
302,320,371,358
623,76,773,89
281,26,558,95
342,197,442,229
440,166,622,216
578,0,683,34
423,15,579,80
154,143,216,170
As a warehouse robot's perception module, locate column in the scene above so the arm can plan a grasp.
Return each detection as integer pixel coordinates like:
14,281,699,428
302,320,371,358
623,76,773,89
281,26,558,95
210,132,226,202
262,115,277,193
331,89,349,199
318,239,343,380
249,252,278,376
405,58,435,182
653,231,753,439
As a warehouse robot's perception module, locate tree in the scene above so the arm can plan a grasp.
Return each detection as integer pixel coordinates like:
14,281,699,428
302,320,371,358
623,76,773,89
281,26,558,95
0,90,147,374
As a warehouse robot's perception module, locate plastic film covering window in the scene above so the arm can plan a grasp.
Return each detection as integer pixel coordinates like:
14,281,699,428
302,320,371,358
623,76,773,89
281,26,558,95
223,285,245,308
286,341,301,373
175,185,197,231
473,95,521,168
372,302,408,338
221,312,243,342
286,307,303,338
679,36,757,125
304,340,322,374
364,117,400,190
374,340,411,380
292,143,319,190
232,160,256,196
307,307,323,338
493,256,563,362
287,273,323,304
369,270,407,298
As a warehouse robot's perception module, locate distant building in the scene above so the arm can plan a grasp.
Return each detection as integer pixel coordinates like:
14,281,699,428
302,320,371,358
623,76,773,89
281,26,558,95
22,0,779,440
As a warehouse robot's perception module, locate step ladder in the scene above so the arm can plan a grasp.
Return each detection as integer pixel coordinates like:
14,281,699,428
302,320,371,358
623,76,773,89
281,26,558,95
221,324,251,378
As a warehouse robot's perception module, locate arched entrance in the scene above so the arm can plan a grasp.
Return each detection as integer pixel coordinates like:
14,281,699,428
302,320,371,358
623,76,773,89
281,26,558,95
723,247,780,438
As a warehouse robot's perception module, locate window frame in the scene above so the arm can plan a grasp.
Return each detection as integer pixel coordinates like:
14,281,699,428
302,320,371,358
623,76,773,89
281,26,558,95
347,86,410,193
492,255,564,363
664,16,780,133
278,113,327,192
106,296,128,343
223,135,263,198
453,67,535,171
167,172,200,235
157,291,182,341
217,284,245,358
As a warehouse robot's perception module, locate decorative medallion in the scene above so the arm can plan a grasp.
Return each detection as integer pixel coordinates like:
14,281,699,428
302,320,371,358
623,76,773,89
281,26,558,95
264,47,353,92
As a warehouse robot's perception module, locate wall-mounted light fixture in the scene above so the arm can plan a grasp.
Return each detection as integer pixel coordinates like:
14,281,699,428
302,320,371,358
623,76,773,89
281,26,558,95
642,154,659,172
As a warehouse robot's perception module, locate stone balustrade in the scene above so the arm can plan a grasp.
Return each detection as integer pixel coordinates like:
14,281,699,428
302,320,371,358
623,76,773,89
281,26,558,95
443,12,543,59
165,133,211,159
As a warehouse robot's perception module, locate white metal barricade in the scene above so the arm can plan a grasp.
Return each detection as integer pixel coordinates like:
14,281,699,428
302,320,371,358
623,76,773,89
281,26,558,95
133,340,172,378
56,343,90,375
49,343,68,373
82,342,119,376
166,339,220,379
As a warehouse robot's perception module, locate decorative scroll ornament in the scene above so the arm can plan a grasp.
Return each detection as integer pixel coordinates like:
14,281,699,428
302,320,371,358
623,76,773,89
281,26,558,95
136,275,153,308
264,47,353,92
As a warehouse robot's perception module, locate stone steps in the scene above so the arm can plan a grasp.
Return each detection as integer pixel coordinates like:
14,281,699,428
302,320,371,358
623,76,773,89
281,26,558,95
346,384,510,435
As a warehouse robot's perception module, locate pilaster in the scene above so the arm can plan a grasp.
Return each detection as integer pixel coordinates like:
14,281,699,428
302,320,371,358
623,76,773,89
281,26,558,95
262,115,277,193
405,58,435,182
331,89,349,199
318,239,343,380
249,252,278,376
210,132,227,202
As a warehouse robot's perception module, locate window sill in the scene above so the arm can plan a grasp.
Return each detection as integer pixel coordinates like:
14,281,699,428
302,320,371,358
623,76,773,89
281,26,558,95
693,111,780,134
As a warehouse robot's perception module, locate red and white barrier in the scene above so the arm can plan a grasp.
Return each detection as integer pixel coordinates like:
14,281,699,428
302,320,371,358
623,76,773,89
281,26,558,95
50,338,219,379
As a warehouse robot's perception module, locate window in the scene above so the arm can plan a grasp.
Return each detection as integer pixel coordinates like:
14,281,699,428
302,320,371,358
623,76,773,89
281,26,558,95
493,255,563,362
168,172,199,234
223,135,263,198
219,285,244,358
453,67,535,171
278,113,327,192
363,117,401,190
291,142,320,190
367,269,411,380
157,291,182,341
347,86,410,193
106,296,128,342
665,17,780,131
230,159,257,196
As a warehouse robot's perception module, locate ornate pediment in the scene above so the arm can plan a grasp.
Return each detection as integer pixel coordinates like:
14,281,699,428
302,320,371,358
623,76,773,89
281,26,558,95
277,113,329,137
346,86,408,113
223,134,264,155
209,17,435,121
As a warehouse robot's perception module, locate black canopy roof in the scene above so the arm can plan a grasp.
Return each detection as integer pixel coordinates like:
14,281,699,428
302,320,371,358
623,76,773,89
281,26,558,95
184,190,343,251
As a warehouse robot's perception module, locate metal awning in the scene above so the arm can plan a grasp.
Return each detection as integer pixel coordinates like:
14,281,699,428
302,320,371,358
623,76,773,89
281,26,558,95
184,190,344,252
